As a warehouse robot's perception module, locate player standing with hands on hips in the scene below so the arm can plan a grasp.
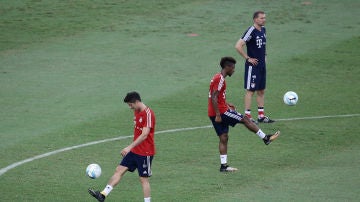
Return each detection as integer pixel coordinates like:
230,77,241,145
208,57,280,172
89,91,156,202
235,11,275,123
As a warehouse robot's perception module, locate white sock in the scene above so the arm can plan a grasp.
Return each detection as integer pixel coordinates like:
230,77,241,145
144,197,151,202
101,185,113,196
220,155,227,165
256,129,266,139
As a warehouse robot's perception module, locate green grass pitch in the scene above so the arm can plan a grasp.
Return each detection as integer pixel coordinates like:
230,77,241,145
1,0,360,201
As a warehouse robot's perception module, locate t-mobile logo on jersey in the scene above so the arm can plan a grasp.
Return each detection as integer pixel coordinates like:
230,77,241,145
256,38,263,48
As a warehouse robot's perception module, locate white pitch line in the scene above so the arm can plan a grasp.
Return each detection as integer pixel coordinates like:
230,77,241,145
0,127,213,177
0,113,359,177
0,136,131,177
276,114,360,121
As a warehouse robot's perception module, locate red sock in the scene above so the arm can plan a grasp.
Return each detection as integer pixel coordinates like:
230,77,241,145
258,107,264,118
245,109,252,118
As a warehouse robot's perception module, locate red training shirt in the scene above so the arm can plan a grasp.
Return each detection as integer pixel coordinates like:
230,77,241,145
131,107,156,156
208,73,228,117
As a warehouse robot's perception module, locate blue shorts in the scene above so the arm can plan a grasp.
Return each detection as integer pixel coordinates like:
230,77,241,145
209,109,244,136
244,64,266,91
120,151,153,177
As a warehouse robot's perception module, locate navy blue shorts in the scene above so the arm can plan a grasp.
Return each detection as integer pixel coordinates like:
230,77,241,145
244,64,266,91
209,109,244,136
120,151,153,177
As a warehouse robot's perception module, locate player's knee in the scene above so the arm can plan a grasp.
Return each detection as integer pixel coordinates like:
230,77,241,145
242,116,254,127
246,90,255,96
241,116,250,122
139,177,149,184
219,133,228,143
115,165,127,175
257,90,265,96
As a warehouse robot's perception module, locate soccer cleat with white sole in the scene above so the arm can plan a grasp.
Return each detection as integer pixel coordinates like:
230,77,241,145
88,189,105,202
258,116,275,123
263,131,280,145
220,165,238,172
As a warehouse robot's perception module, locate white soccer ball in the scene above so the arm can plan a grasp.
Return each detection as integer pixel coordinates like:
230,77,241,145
283,91,298,106
86,163,102,179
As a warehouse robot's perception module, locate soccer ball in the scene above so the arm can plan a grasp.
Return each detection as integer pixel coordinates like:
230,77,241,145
283,91,298,106
86,163,102,179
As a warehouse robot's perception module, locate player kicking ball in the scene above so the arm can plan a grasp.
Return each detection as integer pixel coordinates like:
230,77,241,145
208,57,280,172
88,92,156,202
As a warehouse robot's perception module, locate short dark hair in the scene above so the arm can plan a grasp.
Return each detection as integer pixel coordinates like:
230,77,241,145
123,91,141,103
253,10,265,19
220,57,236,69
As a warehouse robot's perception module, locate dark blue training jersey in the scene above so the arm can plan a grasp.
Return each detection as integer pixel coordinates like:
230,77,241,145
241,26,266,67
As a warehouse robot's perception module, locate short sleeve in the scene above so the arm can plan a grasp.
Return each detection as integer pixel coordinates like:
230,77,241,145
143,109,155,129
241,26,255,42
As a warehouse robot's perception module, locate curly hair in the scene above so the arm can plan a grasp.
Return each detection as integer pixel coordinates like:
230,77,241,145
220,57,236,69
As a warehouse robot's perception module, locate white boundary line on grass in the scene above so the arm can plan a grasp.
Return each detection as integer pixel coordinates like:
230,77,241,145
1,113,359,177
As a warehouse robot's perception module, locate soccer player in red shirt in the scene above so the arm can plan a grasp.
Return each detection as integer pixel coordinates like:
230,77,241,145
89,91,156,202
208,57,280,172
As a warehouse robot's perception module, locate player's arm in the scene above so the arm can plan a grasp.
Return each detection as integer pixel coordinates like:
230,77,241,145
235,38,248,59
235,38,258,66
121,127,151,156
211,90,222,123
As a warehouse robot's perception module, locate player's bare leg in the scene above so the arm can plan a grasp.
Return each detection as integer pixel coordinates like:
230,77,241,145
218,133,238,172
140,177,151,201
107,165,128,187
256,90,265,108
241,116,280,145
241,116,259,132
256,90,275,123
244,90,254,114
244,90,257,123
218,133,228,155
88,165,128,201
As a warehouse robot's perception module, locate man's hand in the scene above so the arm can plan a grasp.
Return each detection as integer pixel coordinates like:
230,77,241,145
215,114,222,123
121,146,131,157
247,58,258,66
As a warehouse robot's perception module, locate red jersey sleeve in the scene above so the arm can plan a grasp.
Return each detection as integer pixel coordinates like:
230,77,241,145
212,74,225,93
142,108,155,129
208,73,227,116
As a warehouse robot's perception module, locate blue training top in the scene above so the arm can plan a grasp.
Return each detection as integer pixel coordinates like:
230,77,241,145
241,26,267,67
